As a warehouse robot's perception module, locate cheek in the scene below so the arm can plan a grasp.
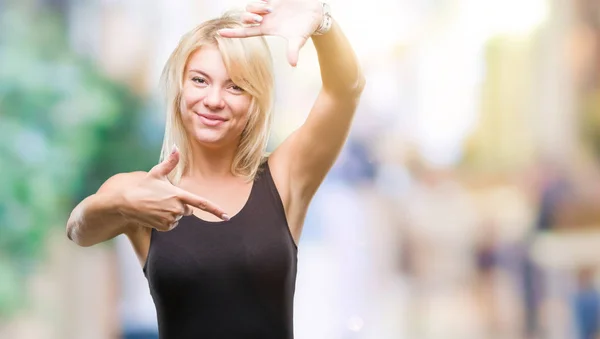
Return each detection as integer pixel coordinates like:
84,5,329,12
181,87,201,110
230,96,252,120
179,91,197,129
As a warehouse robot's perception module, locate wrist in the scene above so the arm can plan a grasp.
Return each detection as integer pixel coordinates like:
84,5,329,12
110,189,135,223
312,1,332,36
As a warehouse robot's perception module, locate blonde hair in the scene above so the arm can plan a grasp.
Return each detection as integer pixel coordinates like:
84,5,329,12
159,11,274,183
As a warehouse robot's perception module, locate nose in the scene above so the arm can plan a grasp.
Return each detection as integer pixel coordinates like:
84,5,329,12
203,86,225,110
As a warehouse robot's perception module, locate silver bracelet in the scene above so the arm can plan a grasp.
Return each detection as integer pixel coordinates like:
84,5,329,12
313,1,332,36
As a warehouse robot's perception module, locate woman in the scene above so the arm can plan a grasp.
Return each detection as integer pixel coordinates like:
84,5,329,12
66,0,365,337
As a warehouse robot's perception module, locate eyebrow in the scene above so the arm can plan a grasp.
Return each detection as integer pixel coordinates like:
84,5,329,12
188,69,232,83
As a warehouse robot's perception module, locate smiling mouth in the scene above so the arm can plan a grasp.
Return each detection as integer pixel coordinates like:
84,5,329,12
196,112,226,120
196,112,227,126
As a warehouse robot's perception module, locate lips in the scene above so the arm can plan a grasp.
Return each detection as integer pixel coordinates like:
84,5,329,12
196,112,227,127
197,113,227,121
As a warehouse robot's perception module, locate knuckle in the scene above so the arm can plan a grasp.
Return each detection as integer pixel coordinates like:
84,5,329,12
148,166,159,176
172,205,184,216
160,215,174,226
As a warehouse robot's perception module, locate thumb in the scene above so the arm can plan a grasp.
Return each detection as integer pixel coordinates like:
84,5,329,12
286,37,307,67
149,145,180,178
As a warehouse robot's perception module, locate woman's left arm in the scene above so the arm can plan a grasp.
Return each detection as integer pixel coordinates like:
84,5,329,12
219,0,365,206
271,19,365,200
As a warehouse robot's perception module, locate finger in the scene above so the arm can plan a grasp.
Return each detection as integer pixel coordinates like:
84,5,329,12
149,145,180,178
151,216,172,232
245,1,273,14
183,204,194,216
286,37,308,67
176,189,230,221
241,12,264,25
218,26,263,38
155,223,171,232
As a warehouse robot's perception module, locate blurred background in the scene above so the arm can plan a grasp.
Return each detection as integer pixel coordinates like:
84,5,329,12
2,0,600,338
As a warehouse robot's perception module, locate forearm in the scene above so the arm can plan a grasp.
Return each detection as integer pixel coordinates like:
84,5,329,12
66,192,130,247
312,20,365,96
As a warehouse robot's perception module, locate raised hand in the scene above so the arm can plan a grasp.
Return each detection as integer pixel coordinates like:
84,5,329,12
121,146,229,231
218,0,324,67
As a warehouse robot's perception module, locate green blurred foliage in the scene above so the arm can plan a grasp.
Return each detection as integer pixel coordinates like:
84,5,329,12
0,3,162,318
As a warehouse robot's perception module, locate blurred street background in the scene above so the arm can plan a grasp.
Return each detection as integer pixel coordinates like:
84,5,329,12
2,0,600,338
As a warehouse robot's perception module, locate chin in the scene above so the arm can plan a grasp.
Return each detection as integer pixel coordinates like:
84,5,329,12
193,133,224,146
191,129,234,149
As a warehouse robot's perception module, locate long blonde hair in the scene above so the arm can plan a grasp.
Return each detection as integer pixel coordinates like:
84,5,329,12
159,11,274,183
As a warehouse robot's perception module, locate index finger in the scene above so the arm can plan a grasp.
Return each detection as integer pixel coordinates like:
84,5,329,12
176,188,230,221
218,26,262,38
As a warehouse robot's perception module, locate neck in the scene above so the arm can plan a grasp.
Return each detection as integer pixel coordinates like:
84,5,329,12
185,141,239,181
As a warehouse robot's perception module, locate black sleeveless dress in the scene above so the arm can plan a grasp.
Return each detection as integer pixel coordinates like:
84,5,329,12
143,161,298,339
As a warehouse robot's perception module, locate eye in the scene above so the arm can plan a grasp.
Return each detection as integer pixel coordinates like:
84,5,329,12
230,84,245,93
191,76,207,85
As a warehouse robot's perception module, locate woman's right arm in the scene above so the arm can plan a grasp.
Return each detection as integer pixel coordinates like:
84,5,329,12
66,172,145,247
66,147,229,247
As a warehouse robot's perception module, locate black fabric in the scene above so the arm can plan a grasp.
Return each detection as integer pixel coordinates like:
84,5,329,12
143,161,298,339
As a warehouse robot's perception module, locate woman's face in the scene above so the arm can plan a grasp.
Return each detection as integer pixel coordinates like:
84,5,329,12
180,44,252,149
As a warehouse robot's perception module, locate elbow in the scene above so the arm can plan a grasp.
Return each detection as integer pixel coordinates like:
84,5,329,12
325,74,366,100
346,72,367,98
66,219,94,247
347,65,366,97
354,74,366,96
65,223,81,246
347,75,366,103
